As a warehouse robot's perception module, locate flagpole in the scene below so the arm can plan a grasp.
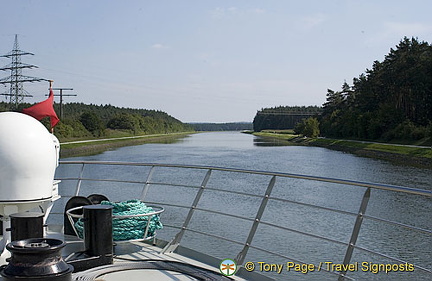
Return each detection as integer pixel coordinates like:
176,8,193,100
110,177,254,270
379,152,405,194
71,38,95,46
21,79,60,131
49,80,54,133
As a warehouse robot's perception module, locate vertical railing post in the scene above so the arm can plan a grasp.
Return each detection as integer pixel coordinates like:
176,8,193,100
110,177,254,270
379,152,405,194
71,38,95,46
162,169,212,254
74,163,86,196
338,187,371,281
236,175,276,265
140,166,155,201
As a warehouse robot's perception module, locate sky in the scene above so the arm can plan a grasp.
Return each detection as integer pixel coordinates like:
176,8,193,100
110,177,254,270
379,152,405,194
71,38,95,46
1,0,431,123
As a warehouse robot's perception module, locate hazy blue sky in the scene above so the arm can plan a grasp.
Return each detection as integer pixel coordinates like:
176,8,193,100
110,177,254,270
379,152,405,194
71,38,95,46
1,0,431,122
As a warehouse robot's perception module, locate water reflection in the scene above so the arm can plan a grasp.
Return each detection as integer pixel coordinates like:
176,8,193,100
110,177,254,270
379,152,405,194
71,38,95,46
253,136,293,146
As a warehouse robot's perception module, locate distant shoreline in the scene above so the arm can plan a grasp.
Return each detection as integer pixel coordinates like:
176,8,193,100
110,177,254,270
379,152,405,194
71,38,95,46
59,132,194,158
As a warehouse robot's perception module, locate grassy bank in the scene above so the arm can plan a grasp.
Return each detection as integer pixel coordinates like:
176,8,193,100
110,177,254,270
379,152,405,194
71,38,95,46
60,132,194,158
248,130,298,141
250,131,432,168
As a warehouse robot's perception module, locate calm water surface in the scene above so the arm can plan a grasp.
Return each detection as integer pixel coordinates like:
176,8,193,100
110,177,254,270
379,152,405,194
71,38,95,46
67,132,431,187
58,132,431,281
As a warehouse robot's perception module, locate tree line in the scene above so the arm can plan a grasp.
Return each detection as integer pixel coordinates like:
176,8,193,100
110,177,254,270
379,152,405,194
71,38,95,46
320,37,432,141
0,102,193,141
254,37,432,142
253,106,322,132
190,122,253,131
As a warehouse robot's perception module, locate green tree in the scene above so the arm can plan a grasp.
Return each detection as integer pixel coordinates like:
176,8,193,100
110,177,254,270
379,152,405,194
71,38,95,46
320,37,432,141
107,113,140,133
79,111,105,137
295,117,320,138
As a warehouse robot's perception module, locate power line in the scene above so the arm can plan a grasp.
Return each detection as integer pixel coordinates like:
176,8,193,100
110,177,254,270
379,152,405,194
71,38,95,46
50,88,77,119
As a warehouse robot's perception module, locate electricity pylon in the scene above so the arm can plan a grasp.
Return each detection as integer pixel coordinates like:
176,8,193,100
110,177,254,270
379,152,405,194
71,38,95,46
0,34,47,109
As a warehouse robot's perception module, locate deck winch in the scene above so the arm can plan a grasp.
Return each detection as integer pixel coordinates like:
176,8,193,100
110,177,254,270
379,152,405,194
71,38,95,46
0,238,73,281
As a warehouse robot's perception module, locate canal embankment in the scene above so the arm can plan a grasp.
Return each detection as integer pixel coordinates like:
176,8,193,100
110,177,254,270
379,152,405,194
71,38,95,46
59,132,195,158
249,131,432,168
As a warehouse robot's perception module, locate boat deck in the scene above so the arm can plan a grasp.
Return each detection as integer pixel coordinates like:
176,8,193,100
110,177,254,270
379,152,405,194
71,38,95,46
1,228,262,281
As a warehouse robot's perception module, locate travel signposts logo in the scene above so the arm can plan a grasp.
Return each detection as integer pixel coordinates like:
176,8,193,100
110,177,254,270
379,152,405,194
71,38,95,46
220,259,237,276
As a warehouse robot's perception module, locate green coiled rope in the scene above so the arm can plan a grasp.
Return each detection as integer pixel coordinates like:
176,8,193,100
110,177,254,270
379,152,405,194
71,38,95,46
74,199,163,241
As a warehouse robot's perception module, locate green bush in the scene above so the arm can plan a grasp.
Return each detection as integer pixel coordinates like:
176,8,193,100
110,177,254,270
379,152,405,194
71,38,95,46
385,120,428,140
295,117,320,138
107,113,141,133
79,112,105,137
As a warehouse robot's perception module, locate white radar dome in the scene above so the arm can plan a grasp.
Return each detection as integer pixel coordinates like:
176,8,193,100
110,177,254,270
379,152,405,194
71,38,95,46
0,112,60,202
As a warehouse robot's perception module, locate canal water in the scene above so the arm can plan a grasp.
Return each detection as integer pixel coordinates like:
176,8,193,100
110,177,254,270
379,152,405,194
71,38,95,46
58,132,431,281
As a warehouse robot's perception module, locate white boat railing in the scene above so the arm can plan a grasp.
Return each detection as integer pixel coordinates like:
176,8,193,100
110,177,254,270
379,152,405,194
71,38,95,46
53,161,432,281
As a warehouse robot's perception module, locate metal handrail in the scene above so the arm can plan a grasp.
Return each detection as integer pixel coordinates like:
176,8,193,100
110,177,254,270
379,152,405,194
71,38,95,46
54,160,432,280
57,161,432,197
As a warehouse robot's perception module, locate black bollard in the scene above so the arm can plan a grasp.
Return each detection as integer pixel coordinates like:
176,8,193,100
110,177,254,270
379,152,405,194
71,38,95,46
9,212,44,241
65,204,114,272
83,204,113,262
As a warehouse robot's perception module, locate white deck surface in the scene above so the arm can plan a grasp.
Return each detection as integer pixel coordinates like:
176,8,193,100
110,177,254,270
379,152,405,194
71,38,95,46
0,230,254,281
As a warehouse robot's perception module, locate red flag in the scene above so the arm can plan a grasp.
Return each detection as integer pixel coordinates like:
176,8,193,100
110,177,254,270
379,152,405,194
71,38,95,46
22,88,60,128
